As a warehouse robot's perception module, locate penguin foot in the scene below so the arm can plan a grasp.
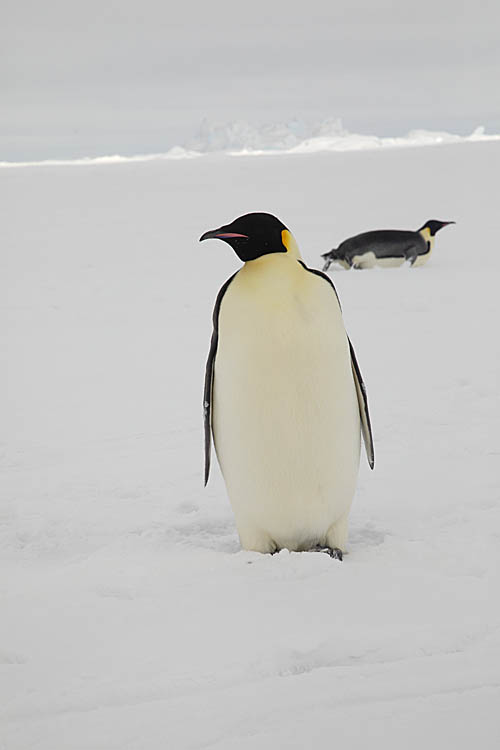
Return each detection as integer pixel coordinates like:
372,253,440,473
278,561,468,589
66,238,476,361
311,545,343,561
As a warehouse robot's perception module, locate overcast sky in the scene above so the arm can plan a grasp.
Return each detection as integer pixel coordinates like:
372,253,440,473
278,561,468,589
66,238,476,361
2,0,500,160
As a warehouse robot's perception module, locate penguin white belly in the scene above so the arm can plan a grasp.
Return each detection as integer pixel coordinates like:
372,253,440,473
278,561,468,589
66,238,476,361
352,251,377,269
413,231,434,266
336,259,351,270
212,255,360,553
412,251,432,267
352,252,405,269
377,256,406,268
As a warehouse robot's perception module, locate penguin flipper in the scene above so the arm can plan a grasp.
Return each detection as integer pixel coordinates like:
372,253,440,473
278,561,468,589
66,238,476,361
203,272,238,485
405,243,420,265
348,338,375,469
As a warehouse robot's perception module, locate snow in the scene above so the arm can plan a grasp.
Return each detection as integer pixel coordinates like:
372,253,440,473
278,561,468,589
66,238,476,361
1,140,500,748
187,120,500,156
2,121,500,168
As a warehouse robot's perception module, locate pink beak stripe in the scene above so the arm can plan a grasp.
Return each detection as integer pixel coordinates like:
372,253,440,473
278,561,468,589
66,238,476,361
215,232,248,239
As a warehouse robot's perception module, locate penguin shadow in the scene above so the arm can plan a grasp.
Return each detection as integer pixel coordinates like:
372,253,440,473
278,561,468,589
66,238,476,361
171,501,387,557
170,510,386,558
348,522,386,549
171,502,241,554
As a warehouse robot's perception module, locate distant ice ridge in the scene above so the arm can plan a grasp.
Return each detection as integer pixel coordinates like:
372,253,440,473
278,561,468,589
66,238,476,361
1,120,499,168
0,146,200,169
185,117,329,152
187,119,500,155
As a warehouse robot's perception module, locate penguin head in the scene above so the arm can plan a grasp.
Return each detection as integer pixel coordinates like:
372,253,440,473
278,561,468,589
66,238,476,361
200,212,300,262
418,220,455,236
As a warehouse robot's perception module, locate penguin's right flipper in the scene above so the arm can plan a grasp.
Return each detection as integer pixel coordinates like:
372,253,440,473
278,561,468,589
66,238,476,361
203,272,238,485
348,338,375,469
405,243,420,265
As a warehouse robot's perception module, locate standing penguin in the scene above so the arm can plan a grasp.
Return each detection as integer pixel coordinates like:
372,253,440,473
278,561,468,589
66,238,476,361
321,220,455,271
200,213,374,558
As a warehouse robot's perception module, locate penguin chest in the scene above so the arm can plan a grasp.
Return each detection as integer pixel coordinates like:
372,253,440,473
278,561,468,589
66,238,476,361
412,244,433,266
413,230,435,266
212,258,360,545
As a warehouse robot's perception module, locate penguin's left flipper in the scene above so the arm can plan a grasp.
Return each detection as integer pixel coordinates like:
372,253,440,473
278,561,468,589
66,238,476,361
299,263,375,470
405,243,420,266
203,272,238,485
349,338,375,469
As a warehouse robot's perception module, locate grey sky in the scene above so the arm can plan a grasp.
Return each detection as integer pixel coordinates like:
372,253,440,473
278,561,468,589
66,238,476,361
2,0,500,160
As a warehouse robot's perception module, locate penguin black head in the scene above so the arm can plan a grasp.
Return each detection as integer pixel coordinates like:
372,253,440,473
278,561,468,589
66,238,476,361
418,220,455,236
199,212,295,262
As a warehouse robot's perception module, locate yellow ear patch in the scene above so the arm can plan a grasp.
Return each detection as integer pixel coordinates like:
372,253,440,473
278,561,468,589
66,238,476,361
281,230,302,260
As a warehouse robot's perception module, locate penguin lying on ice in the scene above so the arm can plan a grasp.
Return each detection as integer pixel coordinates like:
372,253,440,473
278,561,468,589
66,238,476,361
200,212,374,558
321,220,455,271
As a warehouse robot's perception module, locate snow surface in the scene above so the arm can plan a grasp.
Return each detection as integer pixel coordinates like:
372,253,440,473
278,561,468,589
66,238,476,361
2,140,500,748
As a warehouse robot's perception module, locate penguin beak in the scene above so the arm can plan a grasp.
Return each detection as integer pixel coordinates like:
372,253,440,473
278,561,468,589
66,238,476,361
199,228,249,242
435,221,456,234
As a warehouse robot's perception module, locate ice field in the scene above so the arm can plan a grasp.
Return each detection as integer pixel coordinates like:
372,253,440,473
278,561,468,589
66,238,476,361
2,139,500,748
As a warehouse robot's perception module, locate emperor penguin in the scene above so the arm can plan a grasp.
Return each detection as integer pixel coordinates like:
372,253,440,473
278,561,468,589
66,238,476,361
200,212,374,558
321,220,455,271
